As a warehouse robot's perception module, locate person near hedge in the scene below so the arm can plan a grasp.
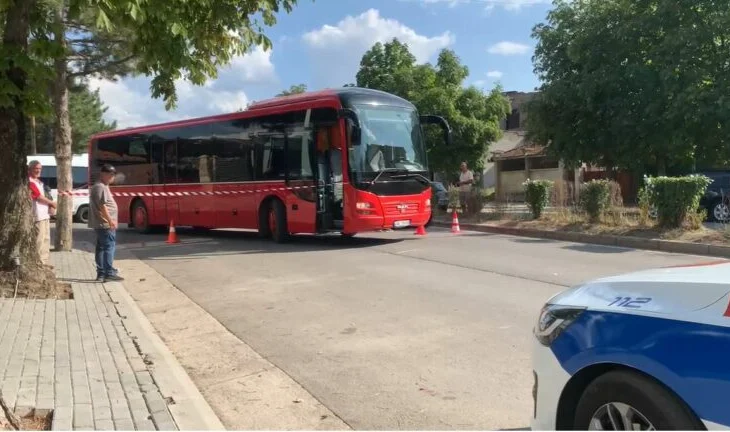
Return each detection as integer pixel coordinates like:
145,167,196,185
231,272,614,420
457,161,474,213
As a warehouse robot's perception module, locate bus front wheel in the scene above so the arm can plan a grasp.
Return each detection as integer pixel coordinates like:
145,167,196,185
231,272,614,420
268,199,290,243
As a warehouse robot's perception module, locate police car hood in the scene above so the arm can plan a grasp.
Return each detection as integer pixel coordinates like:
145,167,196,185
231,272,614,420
548,260,730,314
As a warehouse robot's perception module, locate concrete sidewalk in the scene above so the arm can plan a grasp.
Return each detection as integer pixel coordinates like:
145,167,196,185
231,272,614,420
0,247,223,430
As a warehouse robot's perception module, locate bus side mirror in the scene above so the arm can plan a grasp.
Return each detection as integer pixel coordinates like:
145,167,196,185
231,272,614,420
338,108,362,146
420,115,452,146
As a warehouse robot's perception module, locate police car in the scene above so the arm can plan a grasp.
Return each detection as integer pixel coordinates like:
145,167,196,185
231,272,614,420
532,260,730,430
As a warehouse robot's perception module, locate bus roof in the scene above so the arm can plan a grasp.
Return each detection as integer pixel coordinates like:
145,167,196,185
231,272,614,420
90,86,415,141
248,87,415,111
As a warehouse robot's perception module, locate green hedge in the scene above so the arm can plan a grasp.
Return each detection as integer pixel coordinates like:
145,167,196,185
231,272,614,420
647,175,711,227
579,180,611,223
523,179,553,219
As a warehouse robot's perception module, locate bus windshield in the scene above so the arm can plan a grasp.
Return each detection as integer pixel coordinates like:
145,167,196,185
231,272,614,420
349,105,427,176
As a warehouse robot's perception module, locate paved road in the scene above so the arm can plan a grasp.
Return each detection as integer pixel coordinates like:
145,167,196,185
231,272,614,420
72,224,705,430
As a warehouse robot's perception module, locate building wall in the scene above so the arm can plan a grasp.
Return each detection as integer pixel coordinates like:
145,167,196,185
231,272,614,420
529,168,563,183
482,131,525,189
500,170,527,196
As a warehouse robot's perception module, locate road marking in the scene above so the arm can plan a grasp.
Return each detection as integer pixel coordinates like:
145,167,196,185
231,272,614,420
394,249,419,255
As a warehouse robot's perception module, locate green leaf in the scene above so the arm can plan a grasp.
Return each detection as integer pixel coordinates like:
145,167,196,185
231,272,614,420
95,9,112,31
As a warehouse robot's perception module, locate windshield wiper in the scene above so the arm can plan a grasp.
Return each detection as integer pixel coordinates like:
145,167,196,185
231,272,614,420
369,168,401,186
391,172,431,186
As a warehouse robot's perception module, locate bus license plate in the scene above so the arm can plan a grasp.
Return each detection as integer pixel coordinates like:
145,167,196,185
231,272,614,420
394,220,410,228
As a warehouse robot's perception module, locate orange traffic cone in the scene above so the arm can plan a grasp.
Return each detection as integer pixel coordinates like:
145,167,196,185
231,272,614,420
166,220,179,244
414,224,427,236
451,210,461,234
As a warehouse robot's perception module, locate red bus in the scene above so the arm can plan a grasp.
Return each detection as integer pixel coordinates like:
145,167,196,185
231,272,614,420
88,87,451,241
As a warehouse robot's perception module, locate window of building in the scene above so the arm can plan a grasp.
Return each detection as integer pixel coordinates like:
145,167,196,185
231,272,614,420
501,158,525,172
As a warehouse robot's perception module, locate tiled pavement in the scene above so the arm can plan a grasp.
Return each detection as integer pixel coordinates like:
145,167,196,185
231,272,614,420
0,249,177,430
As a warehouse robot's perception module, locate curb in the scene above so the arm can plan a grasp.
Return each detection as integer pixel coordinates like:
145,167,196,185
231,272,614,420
78,241,226,430
432,221,730,259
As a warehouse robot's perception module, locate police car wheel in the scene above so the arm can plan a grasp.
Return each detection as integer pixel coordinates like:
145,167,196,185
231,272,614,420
574,370,703,430
75,205,89,224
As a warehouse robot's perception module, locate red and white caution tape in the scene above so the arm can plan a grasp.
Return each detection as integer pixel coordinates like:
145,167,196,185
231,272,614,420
56,184,320,198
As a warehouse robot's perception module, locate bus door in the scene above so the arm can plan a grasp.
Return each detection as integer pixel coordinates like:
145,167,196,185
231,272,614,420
314,127,336,231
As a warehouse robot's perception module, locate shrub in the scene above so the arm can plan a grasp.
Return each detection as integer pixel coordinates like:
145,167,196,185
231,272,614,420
579,180,611,223
447,185,460,211
523,179,553,219
649,175,712,228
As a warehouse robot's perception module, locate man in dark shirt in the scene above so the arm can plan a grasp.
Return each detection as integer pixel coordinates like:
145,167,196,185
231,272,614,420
89,164,123,282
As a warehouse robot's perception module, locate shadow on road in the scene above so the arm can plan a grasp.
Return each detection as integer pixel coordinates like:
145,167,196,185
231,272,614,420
562,243,631,254
69,226,413,262
510,237,556,244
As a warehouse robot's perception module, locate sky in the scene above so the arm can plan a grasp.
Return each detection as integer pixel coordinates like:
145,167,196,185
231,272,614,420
89,0,553,130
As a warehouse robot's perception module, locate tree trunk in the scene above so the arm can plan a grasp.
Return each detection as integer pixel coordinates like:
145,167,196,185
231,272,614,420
29,116,36,154
52,2,73,252
0,0,42,273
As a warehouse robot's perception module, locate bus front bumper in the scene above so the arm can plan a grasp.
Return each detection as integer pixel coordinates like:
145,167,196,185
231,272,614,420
350,212,431,232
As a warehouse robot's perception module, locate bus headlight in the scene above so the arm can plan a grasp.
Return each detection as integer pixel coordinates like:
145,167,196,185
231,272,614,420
356,202,375,215
425,198,431,207
533,304,585,346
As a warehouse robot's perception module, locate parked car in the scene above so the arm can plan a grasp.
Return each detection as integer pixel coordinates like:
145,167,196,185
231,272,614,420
431,181,449,211
425,181,449,228
532,260,730,430
698,171,730,222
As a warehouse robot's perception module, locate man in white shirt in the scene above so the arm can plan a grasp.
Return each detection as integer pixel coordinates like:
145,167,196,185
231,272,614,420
457,161,474,213
28,160,56,266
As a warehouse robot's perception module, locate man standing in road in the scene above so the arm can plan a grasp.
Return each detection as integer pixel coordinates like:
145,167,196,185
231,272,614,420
89,164,123,282
457,161,474,214
28,160,56,267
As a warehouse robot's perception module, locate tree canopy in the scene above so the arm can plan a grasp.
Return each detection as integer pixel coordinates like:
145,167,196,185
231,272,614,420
27,84,116,154
0,0,300,268
355,38,510,177
1,0,300,116
277,83,307,96
527,0,730,175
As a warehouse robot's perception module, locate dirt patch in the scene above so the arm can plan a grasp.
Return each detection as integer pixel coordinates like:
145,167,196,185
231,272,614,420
0,395,52,431
441,212,730,246
0,414,52,431
491,218,729,245
0,267,72,300
17,414,51,431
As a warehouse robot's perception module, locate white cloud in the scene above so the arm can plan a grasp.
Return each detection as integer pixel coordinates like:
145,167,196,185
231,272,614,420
487,70,504,79
487,41,531,56
302,9,454,87
402,0,550,11
226,46,276,84
473,79,487,87
87,46,275,129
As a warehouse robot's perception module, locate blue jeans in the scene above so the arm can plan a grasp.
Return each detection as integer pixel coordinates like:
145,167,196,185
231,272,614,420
95,229,117,278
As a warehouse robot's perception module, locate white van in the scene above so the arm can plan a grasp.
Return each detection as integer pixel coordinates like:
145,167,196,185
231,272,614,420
27,153,90,224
